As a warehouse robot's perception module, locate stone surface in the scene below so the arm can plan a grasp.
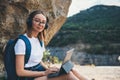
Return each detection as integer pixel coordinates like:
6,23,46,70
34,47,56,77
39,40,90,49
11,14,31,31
0,0,72,56
48,47,120,66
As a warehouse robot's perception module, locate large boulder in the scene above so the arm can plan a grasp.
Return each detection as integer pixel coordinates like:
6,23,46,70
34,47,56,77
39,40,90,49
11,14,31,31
0,0,71,56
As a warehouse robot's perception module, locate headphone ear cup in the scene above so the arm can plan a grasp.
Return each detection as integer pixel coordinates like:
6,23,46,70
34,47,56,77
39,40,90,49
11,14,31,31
27,18,32,28
44,17,49,29
45,23,48,29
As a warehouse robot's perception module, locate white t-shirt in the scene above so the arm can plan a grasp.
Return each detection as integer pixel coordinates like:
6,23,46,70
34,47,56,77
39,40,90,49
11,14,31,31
14,34,45,68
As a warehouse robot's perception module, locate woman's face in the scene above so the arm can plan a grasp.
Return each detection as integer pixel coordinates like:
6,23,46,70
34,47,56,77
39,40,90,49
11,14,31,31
32,14,46,33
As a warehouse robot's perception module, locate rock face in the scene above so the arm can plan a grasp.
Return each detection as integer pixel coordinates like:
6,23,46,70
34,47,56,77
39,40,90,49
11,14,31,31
49,47,120,66
0,0,71,55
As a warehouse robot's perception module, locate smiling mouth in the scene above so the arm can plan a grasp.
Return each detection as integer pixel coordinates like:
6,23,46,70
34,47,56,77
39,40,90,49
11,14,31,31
37,26,44,29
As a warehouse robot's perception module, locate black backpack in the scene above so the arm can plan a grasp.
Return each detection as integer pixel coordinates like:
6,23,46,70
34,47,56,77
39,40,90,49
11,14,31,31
4,35,31,80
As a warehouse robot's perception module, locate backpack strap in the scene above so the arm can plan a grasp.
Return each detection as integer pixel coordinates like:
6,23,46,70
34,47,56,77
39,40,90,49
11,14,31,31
40,41,43,47
18,35,31,64
37,37,43,47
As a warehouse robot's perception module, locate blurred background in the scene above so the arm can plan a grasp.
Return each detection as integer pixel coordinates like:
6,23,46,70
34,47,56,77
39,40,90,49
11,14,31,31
47,0,120,66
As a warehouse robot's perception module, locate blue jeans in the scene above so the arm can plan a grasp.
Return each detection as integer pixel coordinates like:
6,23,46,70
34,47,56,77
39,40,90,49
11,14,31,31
18,64,46,80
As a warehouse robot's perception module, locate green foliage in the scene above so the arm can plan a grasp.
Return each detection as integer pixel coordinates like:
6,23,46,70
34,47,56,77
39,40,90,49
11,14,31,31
48,5,120,54
42,49,51,62
42,49,60,63
0,77,5,80
50,56,61,64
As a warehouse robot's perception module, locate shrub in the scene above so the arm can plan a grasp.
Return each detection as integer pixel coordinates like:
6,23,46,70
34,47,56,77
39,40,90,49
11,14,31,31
42,49,60,64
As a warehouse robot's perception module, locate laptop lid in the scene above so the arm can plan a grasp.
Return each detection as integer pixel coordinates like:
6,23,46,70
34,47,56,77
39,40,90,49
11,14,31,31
62,48,74,64
59,48,74,74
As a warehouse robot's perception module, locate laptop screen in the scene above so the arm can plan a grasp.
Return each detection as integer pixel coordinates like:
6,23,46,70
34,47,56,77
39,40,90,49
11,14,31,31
62,48,74,64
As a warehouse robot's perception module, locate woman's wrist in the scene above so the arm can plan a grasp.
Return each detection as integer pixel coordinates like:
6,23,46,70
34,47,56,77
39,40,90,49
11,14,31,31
45,66,49,70
41,71,47,76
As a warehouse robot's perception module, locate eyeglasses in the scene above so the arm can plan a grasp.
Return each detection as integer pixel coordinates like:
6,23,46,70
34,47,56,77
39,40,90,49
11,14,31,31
33,18,46,25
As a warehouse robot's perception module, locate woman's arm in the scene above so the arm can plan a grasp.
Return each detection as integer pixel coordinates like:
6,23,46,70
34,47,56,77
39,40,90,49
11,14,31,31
16,55,58,77
40,61,49,70
16,55,46,77
40,61,60,73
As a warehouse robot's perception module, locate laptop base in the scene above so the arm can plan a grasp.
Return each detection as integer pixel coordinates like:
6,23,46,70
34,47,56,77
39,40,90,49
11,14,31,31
47,61,74,78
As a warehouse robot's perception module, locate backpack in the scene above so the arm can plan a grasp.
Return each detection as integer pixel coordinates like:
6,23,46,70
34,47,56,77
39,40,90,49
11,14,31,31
4,35,31,80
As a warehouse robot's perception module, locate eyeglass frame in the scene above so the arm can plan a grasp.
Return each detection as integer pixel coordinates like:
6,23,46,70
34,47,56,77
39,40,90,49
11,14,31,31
32,18,46,25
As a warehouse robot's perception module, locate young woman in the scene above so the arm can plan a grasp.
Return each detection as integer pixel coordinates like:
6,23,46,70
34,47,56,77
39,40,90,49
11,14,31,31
14,10,88,80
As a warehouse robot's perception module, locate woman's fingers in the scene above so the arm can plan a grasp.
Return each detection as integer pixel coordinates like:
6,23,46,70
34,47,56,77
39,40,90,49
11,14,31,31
49,68,59,72
50,66,59,70
45,67,59,75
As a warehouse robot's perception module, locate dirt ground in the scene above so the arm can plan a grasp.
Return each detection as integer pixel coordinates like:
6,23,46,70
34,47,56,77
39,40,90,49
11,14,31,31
0,64,120,80
53,64,120,80
75,65,120,80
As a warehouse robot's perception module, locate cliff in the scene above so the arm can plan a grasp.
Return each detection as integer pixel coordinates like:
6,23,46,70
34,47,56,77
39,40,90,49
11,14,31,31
0,0,72,57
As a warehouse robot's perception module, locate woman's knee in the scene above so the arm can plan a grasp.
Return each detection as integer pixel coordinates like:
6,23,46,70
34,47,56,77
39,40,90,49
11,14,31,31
67,71,79,80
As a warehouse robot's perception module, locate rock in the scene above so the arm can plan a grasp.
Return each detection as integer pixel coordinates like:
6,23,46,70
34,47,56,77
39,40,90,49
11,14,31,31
0,0,72,57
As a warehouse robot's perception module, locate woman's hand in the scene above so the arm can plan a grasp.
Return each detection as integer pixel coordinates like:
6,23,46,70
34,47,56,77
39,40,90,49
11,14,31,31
44,66,59,75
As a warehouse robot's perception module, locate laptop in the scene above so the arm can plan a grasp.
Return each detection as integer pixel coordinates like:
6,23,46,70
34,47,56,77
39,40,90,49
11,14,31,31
47,48,74,78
